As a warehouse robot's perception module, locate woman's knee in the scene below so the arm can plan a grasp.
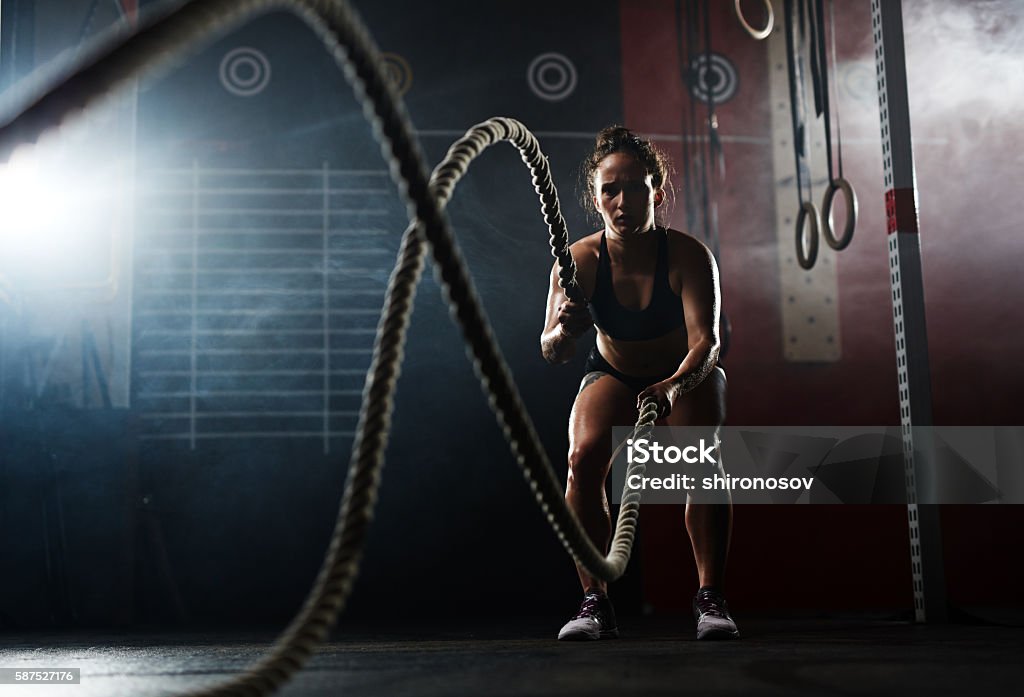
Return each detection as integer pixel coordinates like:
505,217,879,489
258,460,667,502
567,439,611,493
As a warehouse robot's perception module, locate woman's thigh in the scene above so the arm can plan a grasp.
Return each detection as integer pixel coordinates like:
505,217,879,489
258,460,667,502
569,372,639,473
664,366,727,428
663,367,728,499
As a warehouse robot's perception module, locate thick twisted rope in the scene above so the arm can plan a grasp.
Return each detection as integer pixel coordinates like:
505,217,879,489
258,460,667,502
0,2,659,695
422,116,658,569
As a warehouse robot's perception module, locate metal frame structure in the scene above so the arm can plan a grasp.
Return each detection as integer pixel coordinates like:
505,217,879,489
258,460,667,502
871,0,947,623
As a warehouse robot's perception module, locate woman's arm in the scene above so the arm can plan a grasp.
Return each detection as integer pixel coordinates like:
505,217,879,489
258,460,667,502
670,239,722,394
637,238,721,414
540,261,592,364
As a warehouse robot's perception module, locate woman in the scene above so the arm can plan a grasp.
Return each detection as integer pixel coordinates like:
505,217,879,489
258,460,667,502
540,126,737,641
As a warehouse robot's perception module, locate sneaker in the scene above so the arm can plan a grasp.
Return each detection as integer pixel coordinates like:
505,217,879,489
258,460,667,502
692,587,740,640
557,590,619,640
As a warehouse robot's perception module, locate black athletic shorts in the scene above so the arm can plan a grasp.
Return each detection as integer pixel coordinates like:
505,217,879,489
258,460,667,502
583,346,676,394
583,346,725,394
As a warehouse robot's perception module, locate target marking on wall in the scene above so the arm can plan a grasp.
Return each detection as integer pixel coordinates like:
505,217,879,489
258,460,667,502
839,60,876,103
219,47,271,97
527,52,578,102
689,52,738,105
380,52,413,96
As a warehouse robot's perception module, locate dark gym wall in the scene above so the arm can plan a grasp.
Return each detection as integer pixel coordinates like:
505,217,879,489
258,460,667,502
127,0,628,623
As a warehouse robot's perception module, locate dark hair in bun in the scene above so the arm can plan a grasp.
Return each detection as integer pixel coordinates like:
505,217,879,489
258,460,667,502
579,125,674,223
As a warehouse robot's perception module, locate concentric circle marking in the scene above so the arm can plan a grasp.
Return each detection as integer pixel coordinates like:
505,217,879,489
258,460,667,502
380,52,412,96
527,53,578,102
219,47,271,97
840,61,875,103
689,53,738,105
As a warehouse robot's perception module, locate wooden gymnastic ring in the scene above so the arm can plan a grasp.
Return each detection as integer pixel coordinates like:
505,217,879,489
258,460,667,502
734,0,774,41
795,201,820,270
821,177,857,251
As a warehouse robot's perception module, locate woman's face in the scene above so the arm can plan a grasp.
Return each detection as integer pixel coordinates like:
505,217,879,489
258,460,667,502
592,152,664,236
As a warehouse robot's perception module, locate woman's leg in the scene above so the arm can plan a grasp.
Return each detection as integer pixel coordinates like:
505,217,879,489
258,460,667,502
566,371,638,594
665,366,730,589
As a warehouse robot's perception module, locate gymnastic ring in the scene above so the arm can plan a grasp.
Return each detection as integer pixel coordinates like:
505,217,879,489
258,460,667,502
734,0,774,40
820,177,858,251
795,201,820,270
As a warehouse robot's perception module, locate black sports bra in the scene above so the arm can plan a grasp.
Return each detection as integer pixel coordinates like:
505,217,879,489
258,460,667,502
589,228,685,342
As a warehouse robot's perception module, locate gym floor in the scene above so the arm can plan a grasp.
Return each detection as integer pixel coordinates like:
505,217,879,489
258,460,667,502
2,615,1022,695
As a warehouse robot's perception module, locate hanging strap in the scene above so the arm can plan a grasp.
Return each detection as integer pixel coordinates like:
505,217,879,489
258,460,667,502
674,0,698,234
701,0,724,259
784,0,820,269
819,0,858,251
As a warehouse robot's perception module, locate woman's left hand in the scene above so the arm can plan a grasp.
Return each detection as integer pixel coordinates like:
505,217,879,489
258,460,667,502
637,380,681,419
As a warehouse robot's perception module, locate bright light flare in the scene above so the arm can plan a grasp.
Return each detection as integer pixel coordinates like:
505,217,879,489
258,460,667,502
0,149,123,288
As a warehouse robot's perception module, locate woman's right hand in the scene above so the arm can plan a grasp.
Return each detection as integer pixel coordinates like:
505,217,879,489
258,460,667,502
556,300,593,339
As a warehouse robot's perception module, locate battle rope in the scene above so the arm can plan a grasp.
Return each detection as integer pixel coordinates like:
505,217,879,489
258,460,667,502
406,115,659,583
0,2,663,695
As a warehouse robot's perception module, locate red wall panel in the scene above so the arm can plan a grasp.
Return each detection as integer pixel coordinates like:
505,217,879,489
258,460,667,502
619,0,1023,613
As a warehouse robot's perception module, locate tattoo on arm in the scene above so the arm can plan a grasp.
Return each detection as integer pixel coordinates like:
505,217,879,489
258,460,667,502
541,335,560,363
578,371,606,395
673,353,717,396
541,328,575,364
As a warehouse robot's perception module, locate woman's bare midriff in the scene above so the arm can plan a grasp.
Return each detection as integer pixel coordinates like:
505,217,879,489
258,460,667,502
595,327,689,378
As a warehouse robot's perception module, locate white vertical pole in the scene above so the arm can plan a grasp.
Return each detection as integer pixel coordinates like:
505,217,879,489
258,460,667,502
322,161,330,455
871,0,947,623
190,159,199,451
